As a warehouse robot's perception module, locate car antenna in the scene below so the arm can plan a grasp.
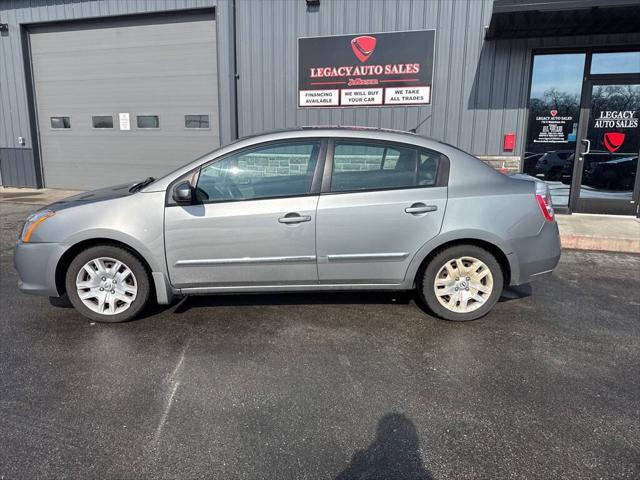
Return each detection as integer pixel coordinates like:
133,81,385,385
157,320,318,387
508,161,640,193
409,113,432,133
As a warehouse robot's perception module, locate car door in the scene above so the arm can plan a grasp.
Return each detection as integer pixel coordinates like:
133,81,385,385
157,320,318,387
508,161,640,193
316,139,448,284
164,139,325,289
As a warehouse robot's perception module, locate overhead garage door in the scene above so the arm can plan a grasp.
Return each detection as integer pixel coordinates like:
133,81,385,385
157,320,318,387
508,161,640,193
29,11,219,190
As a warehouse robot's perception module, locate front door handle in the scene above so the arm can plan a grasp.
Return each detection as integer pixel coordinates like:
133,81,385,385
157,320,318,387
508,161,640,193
405,203,438,214
278,213,311,224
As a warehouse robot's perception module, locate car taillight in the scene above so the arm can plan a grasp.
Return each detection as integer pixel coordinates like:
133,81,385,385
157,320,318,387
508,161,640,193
535,182,554,222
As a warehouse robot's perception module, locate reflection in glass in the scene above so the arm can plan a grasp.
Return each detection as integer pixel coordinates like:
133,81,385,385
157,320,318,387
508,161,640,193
523,54,585,207
591,52,640,75
137,115,159,129
92,115,113,129
579,84,640,201
185,115,209,129
51,116,71,129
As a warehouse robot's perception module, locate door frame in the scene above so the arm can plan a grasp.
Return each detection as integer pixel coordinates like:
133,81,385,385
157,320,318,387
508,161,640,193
523,45,640,216
569,72,640,216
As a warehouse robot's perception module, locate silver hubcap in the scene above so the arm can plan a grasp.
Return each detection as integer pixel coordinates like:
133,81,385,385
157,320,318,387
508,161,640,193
75,257,137,315
433,256,494,314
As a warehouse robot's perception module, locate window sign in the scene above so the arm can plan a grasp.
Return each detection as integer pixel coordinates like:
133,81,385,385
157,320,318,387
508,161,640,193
119,113,130,131
298,30,435,108
523,53,586,207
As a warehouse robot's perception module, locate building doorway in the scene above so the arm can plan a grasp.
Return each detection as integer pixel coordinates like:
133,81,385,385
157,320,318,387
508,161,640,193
523,49,640,216
571,79,640,215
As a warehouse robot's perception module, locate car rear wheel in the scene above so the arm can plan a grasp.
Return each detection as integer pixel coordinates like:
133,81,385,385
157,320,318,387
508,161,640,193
419,245,503,321
65,245,151,323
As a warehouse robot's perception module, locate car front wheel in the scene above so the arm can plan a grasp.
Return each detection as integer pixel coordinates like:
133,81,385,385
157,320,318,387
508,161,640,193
419,245,504,321
65,245,151,323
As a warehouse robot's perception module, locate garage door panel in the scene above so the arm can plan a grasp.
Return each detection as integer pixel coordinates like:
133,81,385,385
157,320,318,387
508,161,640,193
33,79,219,107
32,46,217,80
30,11,219,190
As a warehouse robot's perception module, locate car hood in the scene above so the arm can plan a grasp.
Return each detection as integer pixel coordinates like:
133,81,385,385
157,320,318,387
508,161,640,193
46,182,138,212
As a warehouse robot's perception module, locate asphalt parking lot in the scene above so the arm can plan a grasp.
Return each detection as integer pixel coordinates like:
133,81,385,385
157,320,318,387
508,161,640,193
1,201,639,479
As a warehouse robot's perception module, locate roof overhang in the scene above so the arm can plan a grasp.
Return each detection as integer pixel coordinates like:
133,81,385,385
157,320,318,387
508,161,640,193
485,0,640,39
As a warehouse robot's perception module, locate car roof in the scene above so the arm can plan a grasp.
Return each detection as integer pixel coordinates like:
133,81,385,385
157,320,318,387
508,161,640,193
232,125,419,143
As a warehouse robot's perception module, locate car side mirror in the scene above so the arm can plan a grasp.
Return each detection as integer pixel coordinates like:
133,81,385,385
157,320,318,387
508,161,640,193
172,180,193,204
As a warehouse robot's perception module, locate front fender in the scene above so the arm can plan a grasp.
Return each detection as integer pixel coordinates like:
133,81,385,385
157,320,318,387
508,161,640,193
59,228,166,273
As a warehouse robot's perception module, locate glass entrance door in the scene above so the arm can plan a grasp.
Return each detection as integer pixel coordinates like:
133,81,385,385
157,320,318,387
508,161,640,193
572,81,640,215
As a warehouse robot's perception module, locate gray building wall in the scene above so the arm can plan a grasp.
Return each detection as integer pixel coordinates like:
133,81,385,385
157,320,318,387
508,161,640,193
235,0,640,161
1,0,639,187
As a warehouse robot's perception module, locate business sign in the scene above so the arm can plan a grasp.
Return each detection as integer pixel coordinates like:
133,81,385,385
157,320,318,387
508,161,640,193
298,30,435,108
531,109,577,145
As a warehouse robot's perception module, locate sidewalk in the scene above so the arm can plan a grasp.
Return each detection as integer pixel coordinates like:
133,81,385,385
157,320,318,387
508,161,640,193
1,187,639,254
0,186,81,205
556,213,639,254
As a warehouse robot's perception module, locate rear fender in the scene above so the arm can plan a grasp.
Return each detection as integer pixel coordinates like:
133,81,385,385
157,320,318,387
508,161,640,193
402,229,516,288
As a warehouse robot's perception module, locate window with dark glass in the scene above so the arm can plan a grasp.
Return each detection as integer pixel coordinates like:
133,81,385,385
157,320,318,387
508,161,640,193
196,141,320,202
185,115,209,129
136,115,159,129
92,115,113,129
330,142,430,192
50,116,71,129
523,53,586,207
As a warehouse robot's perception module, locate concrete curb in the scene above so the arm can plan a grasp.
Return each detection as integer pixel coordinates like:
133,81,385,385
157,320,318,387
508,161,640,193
561,235,640,254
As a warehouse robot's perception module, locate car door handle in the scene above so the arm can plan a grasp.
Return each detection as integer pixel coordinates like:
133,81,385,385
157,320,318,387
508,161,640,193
278,213,311,224
405,203,438,214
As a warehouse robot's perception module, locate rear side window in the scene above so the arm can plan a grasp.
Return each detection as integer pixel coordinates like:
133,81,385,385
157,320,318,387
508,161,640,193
418,151,440,187
332,141,444,192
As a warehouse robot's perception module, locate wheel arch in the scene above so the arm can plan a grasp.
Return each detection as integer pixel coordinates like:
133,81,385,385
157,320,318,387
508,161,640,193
406,232,514,289
54,238,154,297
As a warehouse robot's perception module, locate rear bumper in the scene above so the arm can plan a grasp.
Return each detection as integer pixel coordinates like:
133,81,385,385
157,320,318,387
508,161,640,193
508,220,561,285
14,241,63,297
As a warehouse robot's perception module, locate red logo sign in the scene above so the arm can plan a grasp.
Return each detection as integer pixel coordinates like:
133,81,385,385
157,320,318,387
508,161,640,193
603,132,625,153
550,110,558,117
351,35,376,63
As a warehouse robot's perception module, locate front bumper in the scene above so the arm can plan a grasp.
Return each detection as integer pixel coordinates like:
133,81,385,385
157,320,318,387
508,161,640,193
14,241,64,297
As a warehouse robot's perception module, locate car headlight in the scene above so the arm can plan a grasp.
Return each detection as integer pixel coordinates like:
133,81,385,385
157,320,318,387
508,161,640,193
20,209,55,242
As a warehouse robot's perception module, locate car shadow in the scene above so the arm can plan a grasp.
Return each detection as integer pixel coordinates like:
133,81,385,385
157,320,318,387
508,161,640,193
146,284,531,318
335,413,434,480
169,290,415,315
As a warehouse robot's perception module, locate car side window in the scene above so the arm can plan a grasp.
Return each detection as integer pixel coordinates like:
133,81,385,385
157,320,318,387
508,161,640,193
330,141,419,192
196,141,320,202
418,151,441,187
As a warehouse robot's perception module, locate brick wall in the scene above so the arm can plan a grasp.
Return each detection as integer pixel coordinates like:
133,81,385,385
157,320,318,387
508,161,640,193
477,156,521,173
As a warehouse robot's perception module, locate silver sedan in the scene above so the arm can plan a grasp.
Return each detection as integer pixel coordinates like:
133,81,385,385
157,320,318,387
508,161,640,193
14,127,561,322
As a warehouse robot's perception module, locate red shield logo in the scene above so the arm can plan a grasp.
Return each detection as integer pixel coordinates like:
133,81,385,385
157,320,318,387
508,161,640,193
351,35,376,63
550,110,558,117
603,132,625,153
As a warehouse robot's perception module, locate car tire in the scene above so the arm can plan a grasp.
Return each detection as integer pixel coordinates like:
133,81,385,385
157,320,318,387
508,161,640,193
65,245,151,323
418,245,504,322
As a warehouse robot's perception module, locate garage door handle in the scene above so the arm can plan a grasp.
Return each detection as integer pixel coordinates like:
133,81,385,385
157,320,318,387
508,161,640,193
405,203,437,214
278,214,311,224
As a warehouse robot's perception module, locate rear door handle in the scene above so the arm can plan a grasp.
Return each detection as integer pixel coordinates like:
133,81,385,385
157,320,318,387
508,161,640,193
405,203,438,214
278,213,311,224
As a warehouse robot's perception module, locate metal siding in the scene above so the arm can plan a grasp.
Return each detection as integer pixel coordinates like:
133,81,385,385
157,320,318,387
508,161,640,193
0,148,37,187
235,0,640,158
